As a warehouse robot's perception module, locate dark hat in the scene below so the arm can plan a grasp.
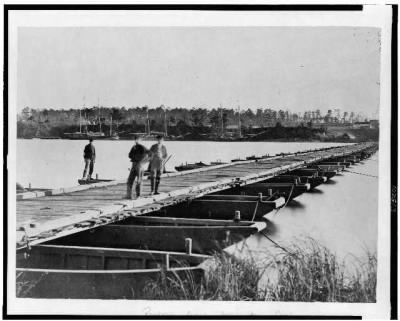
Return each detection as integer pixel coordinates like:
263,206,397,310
89,137,94,142
156,135,164,139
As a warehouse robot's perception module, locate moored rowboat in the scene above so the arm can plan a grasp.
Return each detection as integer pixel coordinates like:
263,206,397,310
44,219,266,254
17,244,206,299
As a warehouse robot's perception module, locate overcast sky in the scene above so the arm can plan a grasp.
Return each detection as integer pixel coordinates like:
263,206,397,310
18,27,380,117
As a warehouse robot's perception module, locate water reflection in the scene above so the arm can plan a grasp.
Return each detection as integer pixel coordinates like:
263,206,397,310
260,218,279,236
227,155,378,283
308,188,323,194
285,200,306,209
324,179,337,185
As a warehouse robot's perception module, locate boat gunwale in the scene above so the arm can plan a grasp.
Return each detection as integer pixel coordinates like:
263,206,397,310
85,224,265,232
24,243,211,259
191,198,284,205
16,265,204,274
125,216,260,226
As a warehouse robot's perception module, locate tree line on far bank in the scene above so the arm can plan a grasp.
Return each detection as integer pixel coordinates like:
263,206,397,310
17,106,377,142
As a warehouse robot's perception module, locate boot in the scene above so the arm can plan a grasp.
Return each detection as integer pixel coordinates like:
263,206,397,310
150,177,155,195
82,169,87,180
136,184,141,198
154,178,160,195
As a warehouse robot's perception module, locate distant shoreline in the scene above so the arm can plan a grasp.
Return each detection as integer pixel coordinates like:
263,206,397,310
16,137,370,143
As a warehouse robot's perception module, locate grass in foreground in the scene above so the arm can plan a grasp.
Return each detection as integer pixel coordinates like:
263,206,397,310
265,238,377,302
143,238,377,302
143,253,262,300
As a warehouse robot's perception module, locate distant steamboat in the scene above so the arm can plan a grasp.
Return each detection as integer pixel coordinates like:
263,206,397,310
64,100,119,140
63,131,119,140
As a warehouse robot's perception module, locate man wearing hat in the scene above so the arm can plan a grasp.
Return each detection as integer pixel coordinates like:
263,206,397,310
149,135,168,195
127,135,152,199
82,137,96,180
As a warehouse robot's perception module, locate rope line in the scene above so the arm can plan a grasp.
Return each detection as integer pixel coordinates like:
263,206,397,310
344,170,378,178
251,201,260,222
273,183,295,216
259,231,295,256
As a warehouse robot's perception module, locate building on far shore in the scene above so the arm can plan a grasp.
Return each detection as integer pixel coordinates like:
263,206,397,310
352,121,372,129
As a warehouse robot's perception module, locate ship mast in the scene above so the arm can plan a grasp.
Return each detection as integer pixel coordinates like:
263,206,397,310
238,105,241,138
79,108,82,133
219,104,224,137
110,115,112,136
164,107,168,137
98,97,102,133
83,96,88,134
35,112,41,137
147,108,151,136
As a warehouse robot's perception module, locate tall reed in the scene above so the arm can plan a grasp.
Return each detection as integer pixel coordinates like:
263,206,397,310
142,238,377,302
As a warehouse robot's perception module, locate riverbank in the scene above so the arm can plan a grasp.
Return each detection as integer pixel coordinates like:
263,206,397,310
141,239,376,302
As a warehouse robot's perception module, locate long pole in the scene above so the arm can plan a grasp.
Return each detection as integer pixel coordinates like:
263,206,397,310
162,154,172,173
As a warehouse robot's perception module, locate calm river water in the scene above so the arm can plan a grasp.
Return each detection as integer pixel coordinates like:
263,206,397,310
17,139,348,189
16,139,377,264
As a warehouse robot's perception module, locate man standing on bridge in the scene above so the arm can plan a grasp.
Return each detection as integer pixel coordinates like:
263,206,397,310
82,137,96,181
127,135,151,199
149,135,168,195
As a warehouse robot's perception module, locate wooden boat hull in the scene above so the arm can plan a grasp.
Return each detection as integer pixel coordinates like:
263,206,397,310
337,157,358,164
16,244,207,299
78,178,113,185
311,164,344,173
221,182,310,201
46,223,266,254
123,216,263,227
276,174,326,190
318,162,349,169
17,266,203,299
160,197,285,220
290,168,336,180
17,244,207,270
287,170,328,188
310,169,337,179
266,176,302,184
175,163,209,172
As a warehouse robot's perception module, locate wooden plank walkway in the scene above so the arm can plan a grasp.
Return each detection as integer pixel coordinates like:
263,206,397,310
16,143,375,249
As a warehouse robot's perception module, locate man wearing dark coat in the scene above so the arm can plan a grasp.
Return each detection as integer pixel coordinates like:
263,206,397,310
82,138,96,180
127,135,151,199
